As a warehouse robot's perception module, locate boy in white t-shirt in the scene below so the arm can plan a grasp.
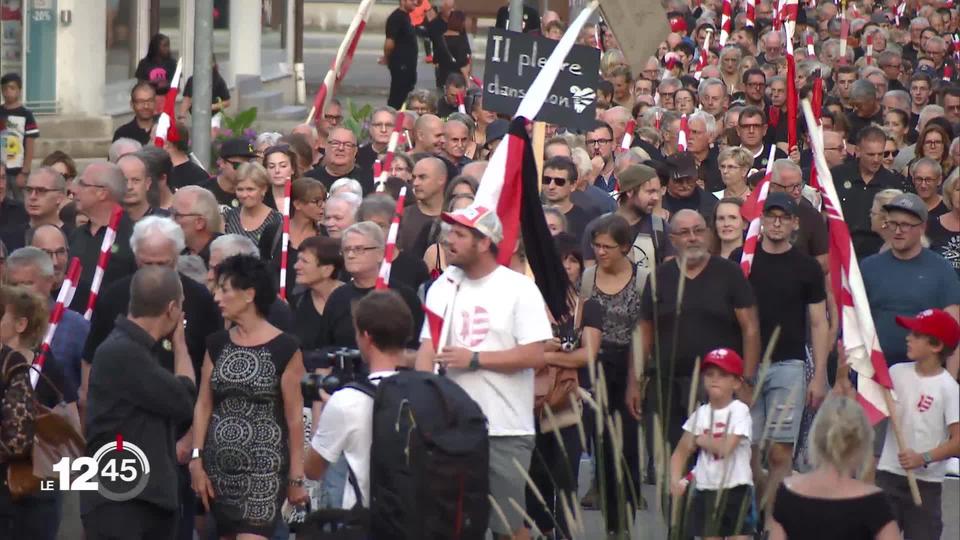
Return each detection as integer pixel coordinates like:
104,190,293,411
877,308,960,540
670,348,754,540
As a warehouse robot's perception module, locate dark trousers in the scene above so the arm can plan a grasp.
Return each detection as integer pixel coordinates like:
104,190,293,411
388,63,417,109
0,477,63,540
83,499,177,540
876,470,943,540
593,352,642,534
177,464,196,540
526,422,582,538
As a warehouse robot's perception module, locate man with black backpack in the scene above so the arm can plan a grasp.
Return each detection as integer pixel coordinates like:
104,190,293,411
416,205,553,539
304,290,413,509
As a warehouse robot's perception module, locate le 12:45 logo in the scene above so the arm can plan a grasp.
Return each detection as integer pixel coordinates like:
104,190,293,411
42,435,151,502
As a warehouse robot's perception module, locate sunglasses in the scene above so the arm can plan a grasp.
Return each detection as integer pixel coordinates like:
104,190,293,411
542,175,569,187
883,150,898,158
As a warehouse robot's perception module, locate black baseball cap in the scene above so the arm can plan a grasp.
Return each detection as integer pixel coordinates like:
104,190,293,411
763,192,798,215
665,151,698,181
219,137,258,160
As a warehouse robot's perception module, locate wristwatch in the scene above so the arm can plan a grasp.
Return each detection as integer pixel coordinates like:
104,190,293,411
469,351,481,371
191,448,202,460
289,477,305,487
922,451,933,466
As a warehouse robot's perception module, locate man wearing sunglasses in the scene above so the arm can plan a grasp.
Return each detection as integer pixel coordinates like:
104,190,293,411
542,156,589,243
199,137,257,212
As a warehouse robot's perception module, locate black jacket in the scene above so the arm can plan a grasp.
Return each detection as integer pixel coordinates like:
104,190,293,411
81,317,196,514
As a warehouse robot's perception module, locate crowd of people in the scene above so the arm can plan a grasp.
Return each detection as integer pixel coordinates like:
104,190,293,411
1,0,960,539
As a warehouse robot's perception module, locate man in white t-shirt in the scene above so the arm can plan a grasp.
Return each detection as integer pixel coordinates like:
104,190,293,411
304,290,414,508
877,308,960,540
415,205,553,540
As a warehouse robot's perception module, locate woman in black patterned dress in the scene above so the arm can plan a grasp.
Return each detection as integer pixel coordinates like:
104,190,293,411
189,255,308,538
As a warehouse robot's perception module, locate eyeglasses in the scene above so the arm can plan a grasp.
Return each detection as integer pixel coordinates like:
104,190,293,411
341,245,379,256
226,160,248,170
762,213,791,224
586,138,613,146
327,140,357,149
542,175,569,187
371,122,395,130
591,242,622,252
171,210,201,220
308,197,325,206
770,181,802,192
883,220,924,232
24,186,63,196
739,123,765,131
670,226,709,237
883,150,898,158
924,139,944,147
75,179,106,190
913,176,941,185
324,114,344,122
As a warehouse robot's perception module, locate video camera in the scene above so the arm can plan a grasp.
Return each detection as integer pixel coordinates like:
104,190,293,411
300,348,368,403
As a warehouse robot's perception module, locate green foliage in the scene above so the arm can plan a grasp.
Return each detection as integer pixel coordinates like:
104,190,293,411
219,106,258,136
342,100,373,141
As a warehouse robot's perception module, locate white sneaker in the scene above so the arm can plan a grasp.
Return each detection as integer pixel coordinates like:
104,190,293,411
947,457,960,477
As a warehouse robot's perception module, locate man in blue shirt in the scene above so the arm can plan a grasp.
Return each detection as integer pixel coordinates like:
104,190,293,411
861,193,960,378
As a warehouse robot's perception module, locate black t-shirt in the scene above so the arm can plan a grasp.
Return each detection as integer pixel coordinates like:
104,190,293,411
386,8,418,68
563,204,592,244
794,198,829,259
0,199,29,252
698,147,724,193
749,144,787,172
304,165,375,195
745,246,826,362
112,118,155,146
68,214,138,313
495,5,541,33
845,110,884,145
356,143,381,172
135,57,177,94
293,291,326,352
183,72,232,110
389,250,430,291
318,281,423,351
640,257,756,376
199,176,240,212
169,160,211,190
82,273,221,379
662,188,719,220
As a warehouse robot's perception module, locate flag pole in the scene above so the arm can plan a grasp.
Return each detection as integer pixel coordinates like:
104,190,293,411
801,99,922,506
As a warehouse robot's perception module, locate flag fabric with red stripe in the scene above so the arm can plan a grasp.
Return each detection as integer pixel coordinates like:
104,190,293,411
719,0,732,46
619,119,636,153
375,187,407,289
739,146,777,277
783,0,799,151
154,58,182,147
802,102,892,424
32,258,82,388
677,114,689,153
308,0,374,125
746,0,756,26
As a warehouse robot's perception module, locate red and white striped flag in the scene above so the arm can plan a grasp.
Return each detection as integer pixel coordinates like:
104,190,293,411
839,11,849,64
693,29,712,80
278,180,292,300
894,1,906,26
375,186,407,289
784,0,799,152
719,0,733,47
865,34,874,64
677,114,689,152
806,33,815,56
85,205,123,320
375,111,407,191
32,258,82,388
456,91,467,115
307,0,374,125
746,0,756,27
619,119,636,153
739,146,777,277
801,100,891,424
154,58,182,148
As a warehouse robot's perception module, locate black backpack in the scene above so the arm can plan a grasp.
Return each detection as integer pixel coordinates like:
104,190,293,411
347,370,490,540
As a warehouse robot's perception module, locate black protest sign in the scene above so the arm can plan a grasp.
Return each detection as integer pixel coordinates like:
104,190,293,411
483,28,600,131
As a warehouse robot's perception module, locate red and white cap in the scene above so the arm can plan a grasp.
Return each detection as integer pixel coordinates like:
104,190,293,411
441,205,504,244
896,309,960,349
702,348,744,377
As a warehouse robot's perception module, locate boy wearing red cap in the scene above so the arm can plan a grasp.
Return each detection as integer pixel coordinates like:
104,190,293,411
670,348,755,540
876,308,960,540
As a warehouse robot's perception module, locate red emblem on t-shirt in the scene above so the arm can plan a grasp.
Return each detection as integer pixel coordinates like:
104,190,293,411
917,394,934,412
458,306,490,347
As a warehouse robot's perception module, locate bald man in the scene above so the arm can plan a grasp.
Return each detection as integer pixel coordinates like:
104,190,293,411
398,156,448,255
305,126,375,194
413,114,446,155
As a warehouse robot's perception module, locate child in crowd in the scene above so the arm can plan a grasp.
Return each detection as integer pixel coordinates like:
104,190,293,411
876,308,960,540
670,348,754,540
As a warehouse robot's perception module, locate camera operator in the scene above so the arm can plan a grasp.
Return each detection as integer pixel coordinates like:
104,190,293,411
304,290,414,508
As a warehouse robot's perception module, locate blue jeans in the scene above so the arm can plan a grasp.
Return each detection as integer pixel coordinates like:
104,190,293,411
751,360,807,445
320,456,348,508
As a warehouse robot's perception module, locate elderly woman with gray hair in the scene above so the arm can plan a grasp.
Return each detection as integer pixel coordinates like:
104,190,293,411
315,221,422,352
926,173,960,276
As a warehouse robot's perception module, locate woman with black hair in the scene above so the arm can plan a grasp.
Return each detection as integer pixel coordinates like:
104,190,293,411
135,33,177,95
189,254,308,538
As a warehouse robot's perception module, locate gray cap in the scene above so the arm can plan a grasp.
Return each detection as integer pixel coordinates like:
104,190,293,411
883,192,928,222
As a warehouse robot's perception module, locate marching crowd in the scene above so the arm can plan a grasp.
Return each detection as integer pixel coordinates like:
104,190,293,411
1,0,960,539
